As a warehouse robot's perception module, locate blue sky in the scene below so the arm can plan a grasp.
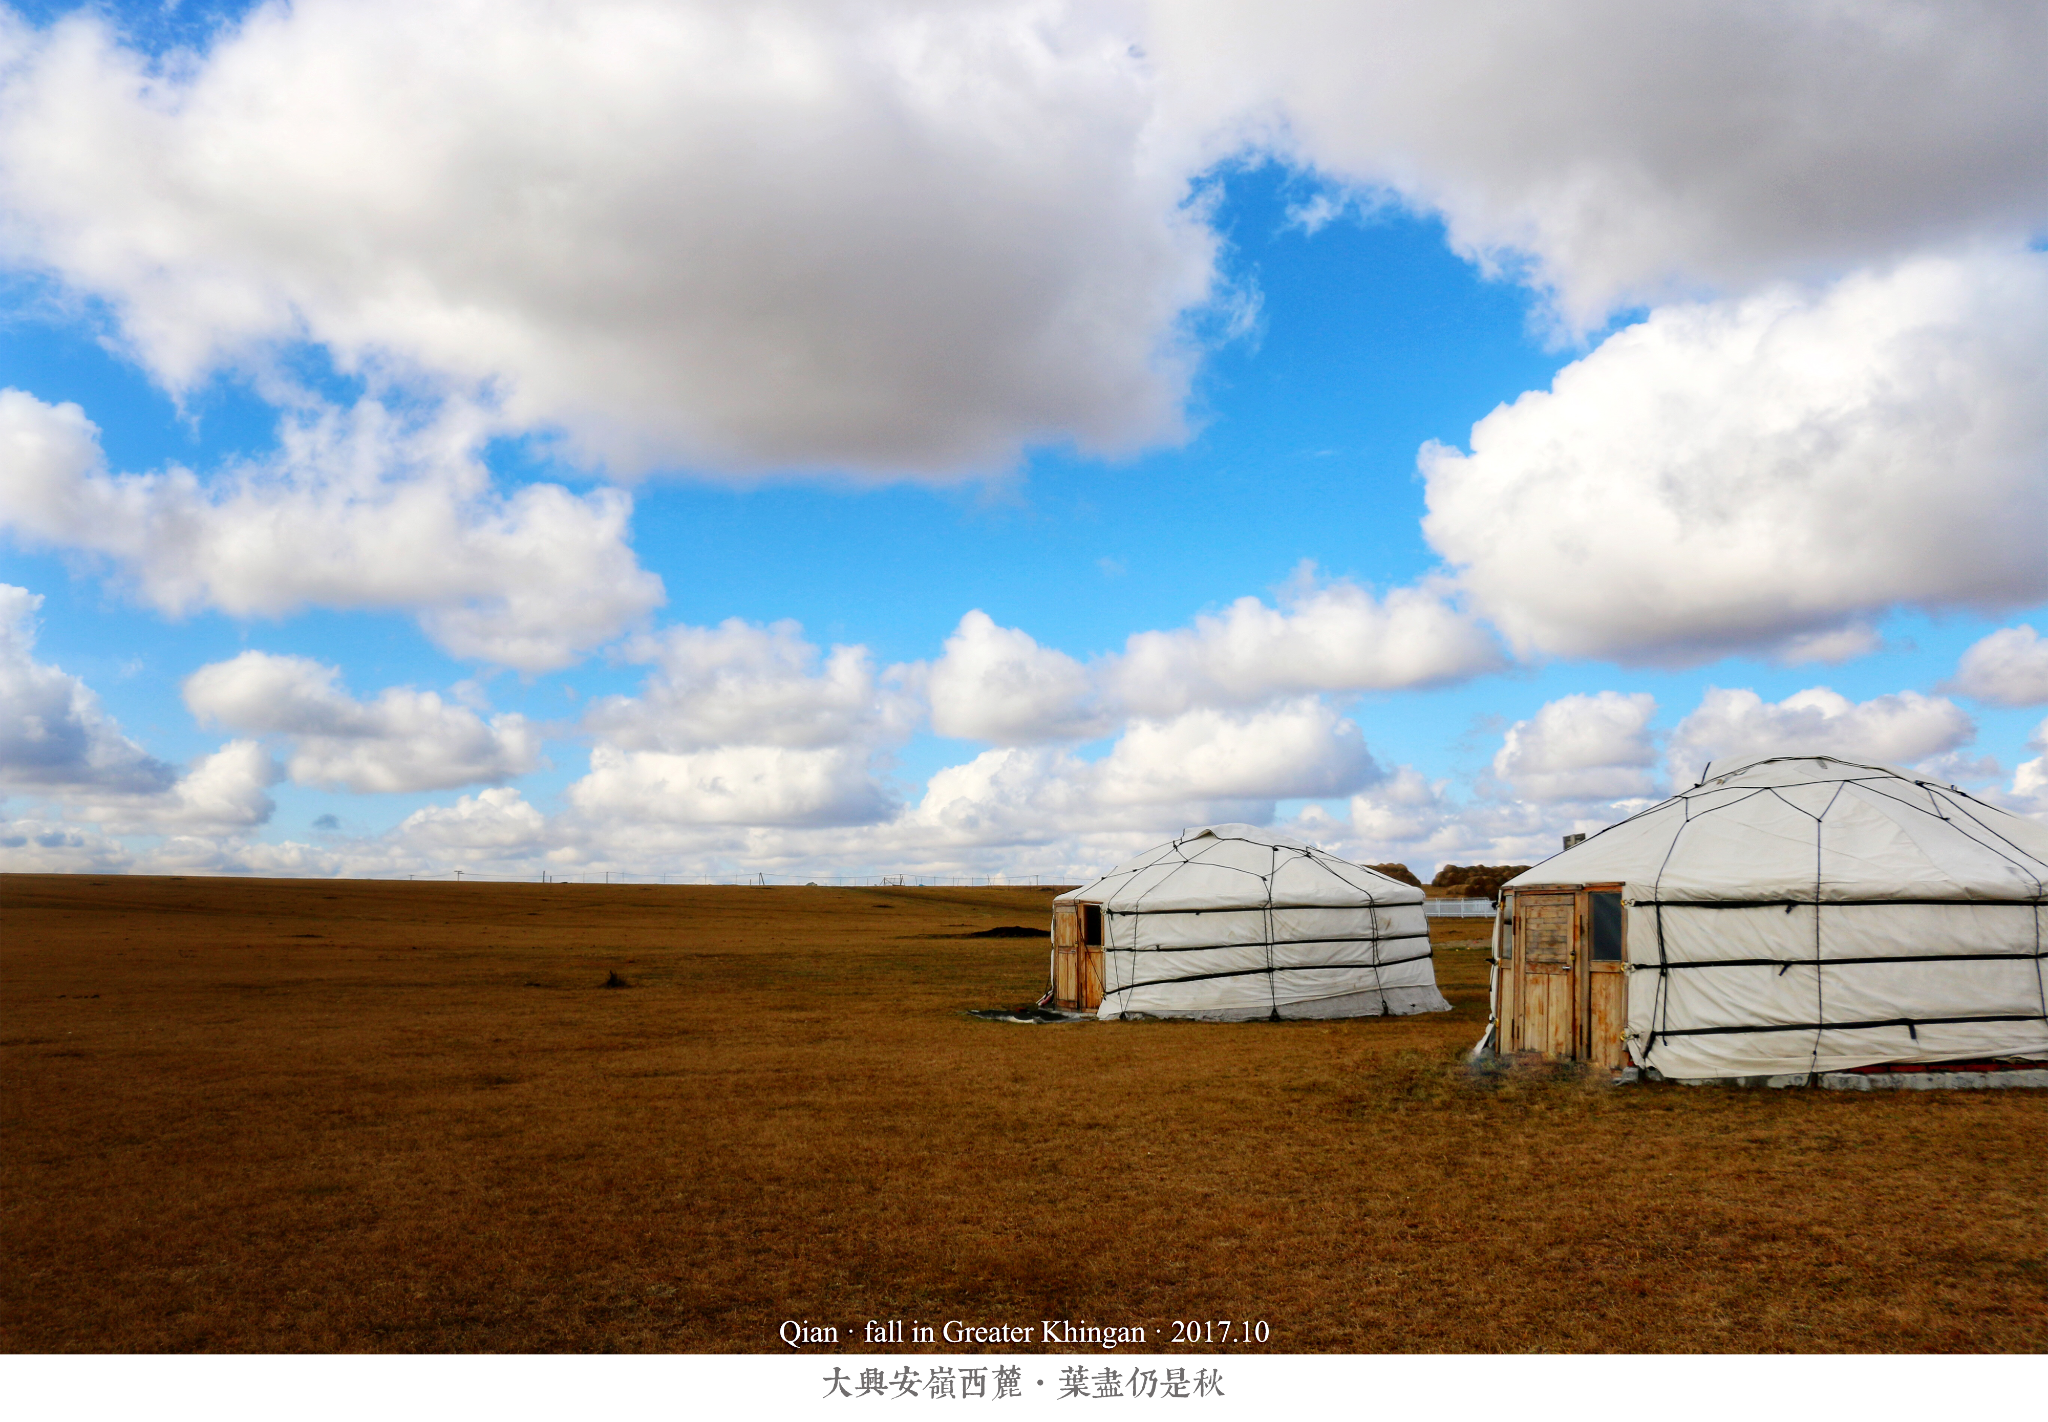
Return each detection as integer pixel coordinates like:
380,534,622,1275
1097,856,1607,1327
2,1,2045,881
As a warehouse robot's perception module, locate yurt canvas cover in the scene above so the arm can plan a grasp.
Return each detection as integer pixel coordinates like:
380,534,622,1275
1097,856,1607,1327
1053,824,1451,1021
1488,755,2048,1079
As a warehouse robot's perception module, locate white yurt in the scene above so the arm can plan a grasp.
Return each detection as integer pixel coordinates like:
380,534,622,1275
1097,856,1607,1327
1484,754,2048,1081
1048,824,1451,1021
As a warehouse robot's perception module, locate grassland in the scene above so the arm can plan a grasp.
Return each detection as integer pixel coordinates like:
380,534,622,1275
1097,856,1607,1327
2,873,2042,1354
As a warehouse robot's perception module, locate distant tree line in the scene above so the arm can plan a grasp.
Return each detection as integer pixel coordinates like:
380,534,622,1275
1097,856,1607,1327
1430,864,1531,903
1369,862,1531,902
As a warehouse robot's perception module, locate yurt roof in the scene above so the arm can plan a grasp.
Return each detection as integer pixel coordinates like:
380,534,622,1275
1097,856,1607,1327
1057,823,1425,913
1506,754,2048,903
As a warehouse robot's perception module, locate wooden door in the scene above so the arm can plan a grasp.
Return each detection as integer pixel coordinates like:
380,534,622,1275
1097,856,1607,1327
1051,903,1080,1008
1511,892,1577,1056
1049,903,1104,1011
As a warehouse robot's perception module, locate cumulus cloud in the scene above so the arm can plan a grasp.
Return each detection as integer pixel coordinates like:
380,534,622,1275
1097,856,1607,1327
902,699,1379,848
71,738,282,836
928,580,1500,747
568,743,895,830
1422,254,2048,664
1106,576,1502,716
2008,720,2048,817
1150,1,2048,326
183,650,541,793
561,695,1383,860
0,581,282,839
0,582,173,794
586,620,910,753
0,391,663,671
0,817,131,872
1668,686,1976,782
1096,699,1377,805
1947,625,2048,707
1327,768,1559,875
1492,691,1659,803
927,611,1107,744
395,787,548,861
0,0,1218,478
569,618,911,830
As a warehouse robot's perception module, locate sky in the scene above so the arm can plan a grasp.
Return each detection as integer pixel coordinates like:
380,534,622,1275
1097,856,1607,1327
1,0,2045,884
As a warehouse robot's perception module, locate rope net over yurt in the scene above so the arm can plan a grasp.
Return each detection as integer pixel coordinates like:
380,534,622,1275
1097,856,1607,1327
1498,755,2048,1078
1057,824,1452,1021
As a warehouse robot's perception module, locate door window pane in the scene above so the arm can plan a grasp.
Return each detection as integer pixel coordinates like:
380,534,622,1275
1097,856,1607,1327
1590,892,1623,961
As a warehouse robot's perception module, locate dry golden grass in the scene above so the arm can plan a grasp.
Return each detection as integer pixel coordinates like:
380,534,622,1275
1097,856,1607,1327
2,873,2042,1354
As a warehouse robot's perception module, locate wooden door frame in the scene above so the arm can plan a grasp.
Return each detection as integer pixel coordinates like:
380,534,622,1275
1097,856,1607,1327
1502,884,1627,1065
1049,901,1105,1011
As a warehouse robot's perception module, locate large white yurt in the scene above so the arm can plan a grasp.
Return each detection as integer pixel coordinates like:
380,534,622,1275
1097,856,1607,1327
1484,754,2048,1081
1048,824,1451,1021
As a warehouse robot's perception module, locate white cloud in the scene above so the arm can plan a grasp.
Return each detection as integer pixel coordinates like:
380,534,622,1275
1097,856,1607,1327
1422,254,2048,664
1150,1,2048,327
1948,625,2048,707
1332,768,1561,876
0,582,174,794
0,581,282,836
1492,691,1659,803
146,738,281,831
568,744,894,830
928,580,1500,747
0,817,131,872
183,650,541,793
0,391,663,672
2008,719,2048,817
890,699,1379,850
1668,686,1976,782
906,746,1099,847
0,0,1218,479
569,618,910,830
586,619,909,752
556,696,1384,864
395,787,548,861
73,738,282,836
1106,575,1502,716
1096,699,1377,806
926,610,1107,744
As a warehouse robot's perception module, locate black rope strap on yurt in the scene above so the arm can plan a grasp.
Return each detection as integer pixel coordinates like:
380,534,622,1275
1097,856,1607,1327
1364,893,1388,1014
1811,786,1842,1074
1262,846,1281,1020
1632,896,2048,909
1107,930,1429,955
1108,900,1436,914
1651,1012,2047,1040
1100,952,1438,999
2037,902,2048,1040
1636,950,2048,970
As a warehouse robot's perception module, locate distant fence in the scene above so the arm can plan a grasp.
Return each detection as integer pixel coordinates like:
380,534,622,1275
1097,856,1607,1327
397,870,1072,888
1423,898,1496,918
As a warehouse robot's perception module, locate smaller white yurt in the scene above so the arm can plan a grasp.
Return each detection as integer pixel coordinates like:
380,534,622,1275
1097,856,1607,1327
1484,754,2048,1081
1049,824,1451,1021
